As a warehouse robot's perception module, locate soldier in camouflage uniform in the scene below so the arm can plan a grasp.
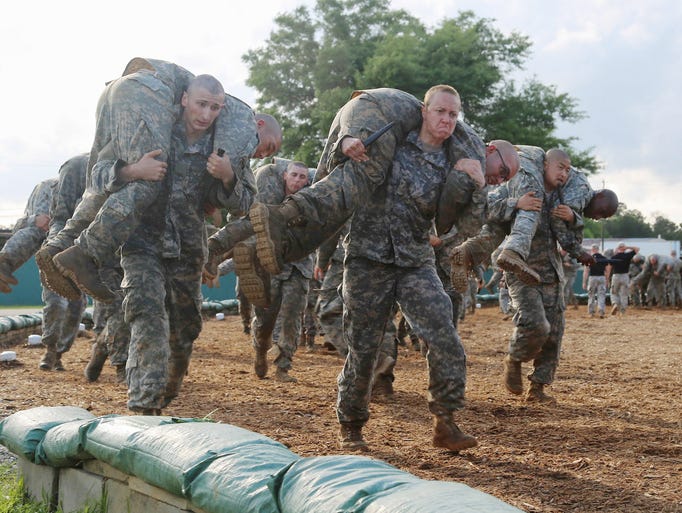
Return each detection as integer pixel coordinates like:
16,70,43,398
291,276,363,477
455,147,618,290
336,85,486,452
205,87,493,305
632,254,668,308
0,157,88,371
453,144,574,403
116,75,250,414
560,249,580,309
0,179,56,292
314,222,349,357
664,251,681,308
37,57,280,303
628,254,645,307
243,159,313,383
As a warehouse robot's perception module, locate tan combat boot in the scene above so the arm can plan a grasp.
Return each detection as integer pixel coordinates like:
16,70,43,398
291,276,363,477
432,413,477,452
35,245,82,301
233,239,271,308
250,200,303,275
496,249,541,285
502,354,523,395
525,382,556,404
53,245,116,303
338,423,367,450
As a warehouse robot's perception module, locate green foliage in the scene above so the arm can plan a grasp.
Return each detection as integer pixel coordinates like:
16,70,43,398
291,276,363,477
243,1,596,169
0,464,106,513
584,204,682,241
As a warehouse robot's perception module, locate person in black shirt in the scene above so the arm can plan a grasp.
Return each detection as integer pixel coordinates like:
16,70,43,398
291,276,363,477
582,244,611,318
609,242,639,315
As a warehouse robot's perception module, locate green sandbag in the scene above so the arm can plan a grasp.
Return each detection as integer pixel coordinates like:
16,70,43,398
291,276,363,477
0,406,95,462
189,443,299,513
81,415,175,468
118,422,286,498
275,455,420,513
360,480,525,513
35,418,97,467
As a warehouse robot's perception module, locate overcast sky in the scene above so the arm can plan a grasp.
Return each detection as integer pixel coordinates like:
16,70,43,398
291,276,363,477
1,0,680,228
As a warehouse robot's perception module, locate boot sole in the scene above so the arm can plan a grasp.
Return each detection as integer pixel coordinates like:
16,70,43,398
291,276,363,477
433,435,478,451
497,253,541,285
35,248,83,301
250,203,282,275
234,243,270,308
54,254,115,304
449,247,471,293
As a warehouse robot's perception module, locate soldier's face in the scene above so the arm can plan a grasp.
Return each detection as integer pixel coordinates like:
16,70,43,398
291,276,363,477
283,165,309,195
420,92,460,146
543,156,570,190
181,87,224,138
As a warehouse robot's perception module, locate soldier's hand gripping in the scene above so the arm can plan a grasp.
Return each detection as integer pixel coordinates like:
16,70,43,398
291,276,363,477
207,150,235,187
516,191,543,212
341,136,370,162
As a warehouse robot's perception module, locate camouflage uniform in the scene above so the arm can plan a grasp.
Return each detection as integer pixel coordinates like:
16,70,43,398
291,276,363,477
314,224,349,356
122,115,243,412
281,88,486,263
561,253,580,308
664,258,682,307
1,179,57,272
488,146,592,261
632,255,668,307
0,165,88,364
464,158,566,386
628,257,645,306
338,129,480,426
47,58,257,270
250,160,313,375
301,278,320,348
434,227,467,327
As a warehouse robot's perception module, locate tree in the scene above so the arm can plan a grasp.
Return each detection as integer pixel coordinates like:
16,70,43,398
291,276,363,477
243,1,597,169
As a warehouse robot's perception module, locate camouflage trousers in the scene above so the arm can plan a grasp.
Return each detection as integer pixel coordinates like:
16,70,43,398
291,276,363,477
41,287,87,354
665,275,681,307
507,275,565,385
1,226,45,272
121,251,203,412
315,260,346,356
92,268,129,367
646,276,666,306
562,271,578,307
253,268,309,371
337,257,467,425
587,276,607,315
236,277,252,330
609,273,630,313
302,278,320,339
499,286,512,315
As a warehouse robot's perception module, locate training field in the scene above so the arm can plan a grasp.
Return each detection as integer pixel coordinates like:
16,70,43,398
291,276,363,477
1,306,680,513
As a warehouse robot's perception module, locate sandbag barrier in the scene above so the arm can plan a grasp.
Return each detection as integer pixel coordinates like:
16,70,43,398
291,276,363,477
0,406,523,513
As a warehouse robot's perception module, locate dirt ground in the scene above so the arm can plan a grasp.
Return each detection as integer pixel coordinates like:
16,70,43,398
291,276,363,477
1,305,681,513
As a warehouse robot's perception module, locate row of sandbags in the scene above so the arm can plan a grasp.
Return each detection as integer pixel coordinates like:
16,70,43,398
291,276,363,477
0,299,238,336
0,406,522,513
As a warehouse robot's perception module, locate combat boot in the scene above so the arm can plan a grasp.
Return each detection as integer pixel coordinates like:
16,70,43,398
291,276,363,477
39,346,58,371
432,413,477,452
0,255,18,293
141,409,162,416
338,422,367,450
525,382,556,404
372,375,394,397
305,333,316,352
502,354,523,395
162,356,190,408
115,364,127,384
54,352,65,372
84,336,109,382
250,200,304,275
35,245,82,301
53,246,116,303
496,249,541,285
254,345,269,379
450,243,472,294
275,367,298,383
234,239,271,308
